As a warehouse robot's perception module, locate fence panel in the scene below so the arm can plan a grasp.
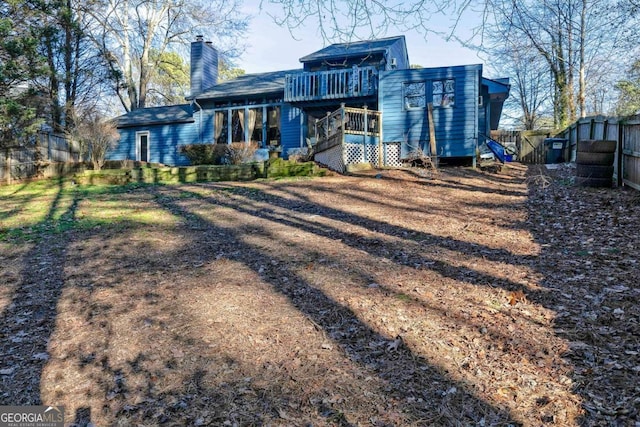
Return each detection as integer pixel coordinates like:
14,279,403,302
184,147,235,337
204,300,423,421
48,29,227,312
1,132,80,184
621,121,640,191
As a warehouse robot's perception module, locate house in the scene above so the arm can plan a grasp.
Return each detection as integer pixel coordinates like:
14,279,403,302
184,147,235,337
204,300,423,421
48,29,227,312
110,35,510,171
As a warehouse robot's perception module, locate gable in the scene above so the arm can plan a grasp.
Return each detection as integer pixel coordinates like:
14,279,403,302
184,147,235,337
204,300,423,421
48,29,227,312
299,36,409,70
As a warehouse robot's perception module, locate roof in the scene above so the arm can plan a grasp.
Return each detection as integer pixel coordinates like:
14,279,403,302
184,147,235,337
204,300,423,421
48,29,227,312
116,104,194,128
481,77,511,130
190,69,300,101
482,77,511,96
299,36,406,63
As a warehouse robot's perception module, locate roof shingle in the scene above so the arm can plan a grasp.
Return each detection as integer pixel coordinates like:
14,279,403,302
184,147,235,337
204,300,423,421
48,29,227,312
116,104,194,128
190,69,301,101
299,36,406,63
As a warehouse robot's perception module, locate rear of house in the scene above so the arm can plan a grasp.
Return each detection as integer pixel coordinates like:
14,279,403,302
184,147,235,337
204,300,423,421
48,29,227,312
110,35,510,170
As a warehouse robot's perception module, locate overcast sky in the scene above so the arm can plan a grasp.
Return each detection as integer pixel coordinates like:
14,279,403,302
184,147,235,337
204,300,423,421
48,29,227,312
236,0,486,74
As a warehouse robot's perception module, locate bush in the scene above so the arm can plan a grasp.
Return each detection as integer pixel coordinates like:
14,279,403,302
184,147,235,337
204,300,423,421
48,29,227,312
227,142,258,165
287,147,313,162
67,112,118,170
181,143,259,165
180,143,228,165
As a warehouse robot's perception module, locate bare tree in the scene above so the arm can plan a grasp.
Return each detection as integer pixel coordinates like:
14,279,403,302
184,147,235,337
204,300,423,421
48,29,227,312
259,0,450,41
480,0,637,127
263,0,640,129
87,0,249,112
492,41,552,130
69,108,119,170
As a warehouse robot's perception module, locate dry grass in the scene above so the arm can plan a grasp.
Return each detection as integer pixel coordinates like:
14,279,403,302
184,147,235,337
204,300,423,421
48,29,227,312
0,163,638,426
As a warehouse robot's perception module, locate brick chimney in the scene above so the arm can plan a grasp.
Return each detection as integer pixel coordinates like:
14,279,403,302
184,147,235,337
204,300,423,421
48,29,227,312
190,35,218,97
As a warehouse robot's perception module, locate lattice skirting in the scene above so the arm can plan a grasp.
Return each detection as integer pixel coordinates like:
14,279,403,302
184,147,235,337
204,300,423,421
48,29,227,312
384,142,402,167
344,143,364,165
315,143,345,173
315,141,403,172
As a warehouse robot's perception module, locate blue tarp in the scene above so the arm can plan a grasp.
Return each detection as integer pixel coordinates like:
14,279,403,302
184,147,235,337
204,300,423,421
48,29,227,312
486,139,506,163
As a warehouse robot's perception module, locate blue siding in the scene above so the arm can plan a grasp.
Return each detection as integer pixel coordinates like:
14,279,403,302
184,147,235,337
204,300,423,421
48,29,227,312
190,41,218,97
110,128,136,161
111,121,199,166
192,103,215,144
479,85,489,140
387,38,410,70
379,65,481,159
280,104,303,157
111,38,508,168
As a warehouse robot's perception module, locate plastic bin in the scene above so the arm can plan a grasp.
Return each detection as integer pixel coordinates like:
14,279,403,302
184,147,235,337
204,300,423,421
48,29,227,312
544,138,567,164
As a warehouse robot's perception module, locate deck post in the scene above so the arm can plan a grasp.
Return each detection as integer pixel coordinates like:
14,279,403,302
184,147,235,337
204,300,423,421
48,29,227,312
227,109,232,144
427,103,438,168
363,105,368,162
340,103,346,147
379,111,384,168
352,65,359,96
325,111,331,141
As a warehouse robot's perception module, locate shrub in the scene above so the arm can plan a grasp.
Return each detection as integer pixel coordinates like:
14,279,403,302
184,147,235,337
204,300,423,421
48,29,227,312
65,109,118,170
287,147,313,162
227,142,258,165
180,143,228,165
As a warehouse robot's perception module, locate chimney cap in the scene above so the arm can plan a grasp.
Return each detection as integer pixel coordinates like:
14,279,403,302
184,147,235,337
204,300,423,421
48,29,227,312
195,35,204,41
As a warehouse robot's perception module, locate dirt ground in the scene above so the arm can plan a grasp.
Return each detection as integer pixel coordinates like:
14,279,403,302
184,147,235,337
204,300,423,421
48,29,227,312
0,163,638,426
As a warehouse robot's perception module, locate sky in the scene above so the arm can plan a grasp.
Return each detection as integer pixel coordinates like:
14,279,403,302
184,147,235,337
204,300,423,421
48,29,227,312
236,0,487,75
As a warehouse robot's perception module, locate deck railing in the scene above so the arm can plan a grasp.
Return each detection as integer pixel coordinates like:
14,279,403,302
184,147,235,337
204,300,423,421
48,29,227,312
313,106,381,153
285,66,378,102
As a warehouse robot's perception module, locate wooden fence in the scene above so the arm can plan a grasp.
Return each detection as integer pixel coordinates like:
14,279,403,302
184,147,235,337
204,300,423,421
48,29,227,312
494,115,640,191
491,130,555,164
0,132,81,184
557,115,640,191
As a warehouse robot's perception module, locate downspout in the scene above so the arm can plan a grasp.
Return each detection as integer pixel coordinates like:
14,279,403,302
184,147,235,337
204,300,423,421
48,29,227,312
192,98,203,144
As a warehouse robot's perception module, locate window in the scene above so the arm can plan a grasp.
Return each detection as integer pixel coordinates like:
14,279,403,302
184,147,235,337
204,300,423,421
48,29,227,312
403,82,426,109
214,105,279,147
249,108,263,144
231,109,244,142
432,79,455,107
267,106,281,147
136,131,150,162
214,111,228,144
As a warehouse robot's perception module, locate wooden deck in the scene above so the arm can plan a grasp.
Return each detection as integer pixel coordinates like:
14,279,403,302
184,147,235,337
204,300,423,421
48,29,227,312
313,106,381,153
285,66,378,103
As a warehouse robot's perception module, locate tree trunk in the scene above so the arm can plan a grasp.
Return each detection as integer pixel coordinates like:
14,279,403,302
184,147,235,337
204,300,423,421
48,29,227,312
578,0,587,118
63,0,75,131
45,33,63,132
138,47,150,108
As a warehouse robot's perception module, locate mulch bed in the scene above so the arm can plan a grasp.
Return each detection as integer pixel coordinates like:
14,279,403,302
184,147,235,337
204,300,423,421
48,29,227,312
0,162,638,426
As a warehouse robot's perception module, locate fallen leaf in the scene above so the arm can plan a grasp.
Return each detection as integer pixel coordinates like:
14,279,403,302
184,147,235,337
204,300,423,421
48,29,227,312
508,290,526,306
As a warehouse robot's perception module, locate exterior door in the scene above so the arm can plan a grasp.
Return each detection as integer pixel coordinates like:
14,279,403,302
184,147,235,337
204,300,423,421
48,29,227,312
136,132,149,162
